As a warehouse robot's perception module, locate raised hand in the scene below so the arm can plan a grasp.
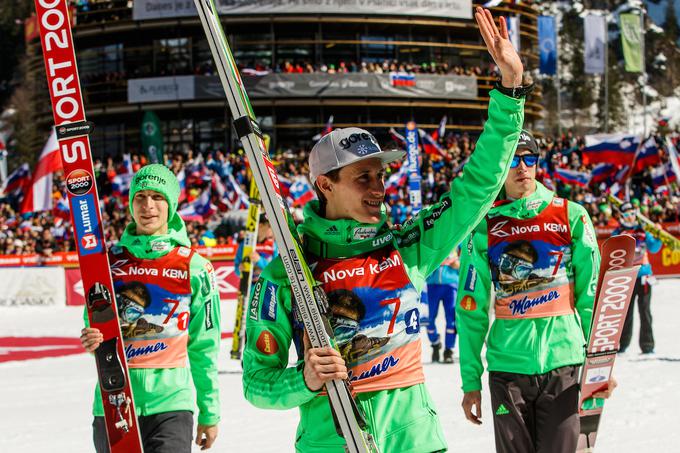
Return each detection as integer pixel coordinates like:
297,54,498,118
475,6,524,88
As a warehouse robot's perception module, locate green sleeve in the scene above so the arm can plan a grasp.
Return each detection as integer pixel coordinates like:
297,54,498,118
568,203,601,342
455,225,493,393
188,254,222,426
396,90,524,292
242,264,318,410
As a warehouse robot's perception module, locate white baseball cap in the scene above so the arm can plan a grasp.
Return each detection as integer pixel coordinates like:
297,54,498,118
308,127,406,184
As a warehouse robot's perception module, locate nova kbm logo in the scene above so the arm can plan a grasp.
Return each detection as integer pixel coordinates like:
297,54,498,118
72,194,102,256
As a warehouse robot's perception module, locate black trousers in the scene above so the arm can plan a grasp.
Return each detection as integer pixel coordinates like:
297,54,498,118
619,276,655,353
489,365,580,453
93,410,193,453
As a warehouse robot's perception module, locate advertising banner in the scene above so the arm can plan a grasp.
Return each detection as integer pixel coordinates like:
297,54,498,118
405,121,422,214
538,15,557,75
129,74,478,103
0,267,66,306
65,268,85,306
584,14,606,75
134,0,472,21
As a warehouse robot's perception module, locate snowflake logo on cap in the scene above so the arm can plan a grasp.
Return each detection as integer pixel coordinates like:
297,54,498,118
356,144,370,155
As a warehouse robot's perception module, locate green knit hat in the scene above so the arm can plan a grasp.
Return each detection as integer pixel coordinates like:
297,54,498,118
129,164,180,224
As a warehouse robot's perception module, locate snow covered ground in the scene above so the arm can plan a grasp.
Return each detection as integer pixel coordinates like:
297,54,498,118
1,279,679,452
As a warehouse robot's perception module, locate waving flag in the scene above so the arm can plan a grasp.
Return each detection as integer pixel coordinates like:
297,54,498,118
176,169,187,203
418,128,448,160
554,168,590,187
53,196,70,220
582,133,641,166
436,115,447,140
589,163,617,185
385,164,408,196
224,172,249,210
289,176,316,207
21,129,63,213
312,115,334,141
111,173,133,198
665,137,680,183
178,188,215,222
277,174,293,200
389,128,406,148
650,163,673,190
633,137,661,173
1,163,31,195
542,173,556,191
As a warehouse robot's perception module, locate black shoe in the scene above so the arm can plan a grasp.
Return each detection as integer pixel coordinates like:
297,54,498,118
431,343,441,363
443,349,454,363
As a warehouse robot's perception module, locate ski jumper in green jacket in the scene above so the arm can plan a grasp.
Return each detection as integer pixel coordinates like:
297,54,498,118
242,89,524,453
456,181,600,394
85,170,221,428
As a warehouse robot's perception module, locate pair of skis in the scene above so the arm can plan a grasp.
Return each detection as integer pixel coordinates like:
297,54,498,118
577,234,640,452
34,0,143,451
231,169,261,360
192,0,378,451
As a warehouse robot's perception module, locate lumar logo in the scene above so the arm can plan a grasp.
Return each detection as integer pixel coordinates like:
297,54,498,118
339,132,377,150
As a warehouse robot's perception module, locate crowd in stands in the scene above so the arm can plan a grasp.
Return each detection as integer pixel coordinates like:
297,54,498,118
238,60,500,78
1,129,678,257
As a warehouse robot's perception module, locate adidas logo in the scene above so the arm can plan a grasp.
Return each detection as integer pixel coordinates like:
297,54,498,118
495,404,510,416
325,225,340,235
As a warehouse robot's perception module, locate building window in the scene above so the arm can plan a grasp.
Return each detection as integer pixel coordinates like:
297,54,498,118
154,38,192,76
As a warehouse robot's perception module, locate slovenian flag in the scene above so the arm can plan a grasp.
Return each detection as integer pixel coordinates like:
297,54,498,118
1,163,31,195
590,162,617,184
651,162,677,189
177,169,187,203
389,72,416,87
389,128,406,148
582,133,641,166
313,116,334,141
111,173,133,198
53,196,70,220
554,167,591,187
418,128,448,160
385,164,408,196
178,188,215,222
633,137,661,173
289,177,316,207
